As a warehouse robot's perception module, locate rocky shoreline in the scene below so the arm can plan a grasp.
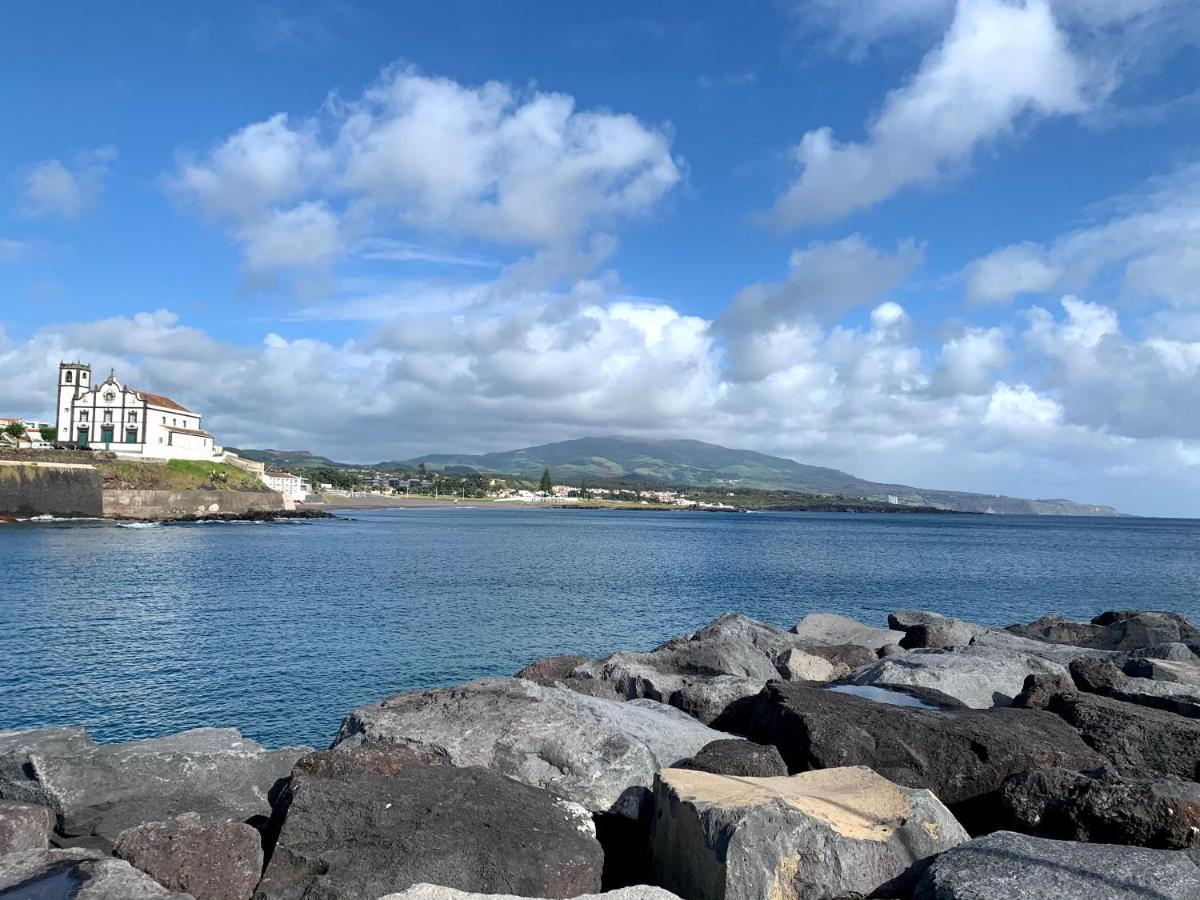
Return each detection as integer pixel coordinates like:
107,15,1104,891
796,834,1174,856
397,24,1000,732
2,607,1199,899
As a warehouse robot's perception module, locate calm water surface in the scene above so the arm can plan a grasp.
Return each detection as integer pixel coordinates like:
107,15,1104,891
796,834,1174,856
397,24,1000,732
1,508,1197,747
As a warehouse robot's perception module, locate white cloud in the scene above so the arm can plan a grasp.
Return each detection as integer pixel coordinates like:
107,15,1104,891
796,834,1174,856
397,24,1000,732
768,0,1090,227
0,239,32,263
17,146,117,220
964,242,1065,303
165,64,681,283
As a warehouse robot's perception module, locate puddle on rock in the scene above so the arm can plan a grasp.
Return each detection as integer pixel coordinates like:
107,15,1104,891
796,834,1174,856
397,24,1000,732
824,684,944,710
0,864,86,899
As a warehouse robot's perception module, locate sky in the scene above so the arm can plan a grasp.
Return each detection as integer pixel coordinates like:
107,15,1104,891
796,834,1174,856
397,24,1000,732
2,1,1199,516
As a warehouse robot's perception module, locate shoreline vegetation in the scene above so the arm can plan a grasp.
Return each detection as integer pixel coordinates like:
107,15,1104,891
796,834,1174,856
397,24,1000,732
1,606,1197,898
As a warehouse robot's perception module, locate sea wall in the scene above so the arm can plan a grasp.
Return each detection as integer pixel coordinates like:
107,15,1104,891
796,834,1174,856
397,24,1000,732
102,488,288,520
0,461,103,518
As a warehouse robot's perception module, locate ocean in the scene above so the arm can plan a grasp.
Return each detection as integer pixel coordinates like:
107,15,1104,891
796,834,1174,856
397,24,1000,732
1,507,1197,748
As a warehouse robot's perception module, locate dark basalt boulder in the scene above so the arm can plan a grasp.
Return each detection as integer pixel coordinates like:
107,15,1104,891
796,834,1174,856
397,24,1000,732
254,751,604,900
1000,767,1200,849
1012,672,1076,710
515,654,595,685
1030,690,1200,780
913,831,1200,899
0,727,307,853
1070,657,1200,719
1124,655,1200,684
676,739,787,778
114,814,263,900
714,681,1106,834
1008,610,1200,652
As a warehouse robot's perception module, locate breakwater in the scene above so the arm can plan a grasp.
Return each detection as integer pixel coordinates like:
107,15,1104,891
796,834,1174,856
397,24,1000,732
1,606,1197,899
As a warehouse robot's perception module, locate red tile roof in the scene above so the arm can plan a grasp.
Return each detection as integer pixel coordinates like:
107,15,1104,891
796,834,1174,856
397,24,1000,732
133,390,193,413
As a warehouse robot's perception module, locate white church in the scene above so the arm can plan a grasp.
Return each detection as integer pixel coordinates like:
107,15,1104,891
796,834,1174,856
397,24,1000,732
55,362,220,461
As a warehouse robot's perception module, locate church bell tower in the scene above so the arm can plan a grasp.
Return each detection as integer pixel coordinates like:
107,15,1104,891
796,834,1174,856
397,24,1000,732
57,362,91,442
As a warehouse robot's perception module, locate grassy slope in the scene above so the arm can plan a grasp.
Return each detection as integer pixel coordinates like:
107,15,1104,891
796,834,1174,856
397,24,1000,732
97,459,269,492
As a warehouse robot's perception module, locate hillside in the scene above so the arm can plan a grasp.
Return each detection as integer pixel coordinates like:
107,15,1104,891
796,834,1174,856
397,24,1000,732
399,436,1118,516
227,448,345,471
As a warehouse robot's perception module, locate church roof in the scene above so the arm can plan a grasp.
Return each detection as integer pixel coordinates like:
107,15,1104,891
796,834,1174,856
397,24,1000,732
133,390,194,413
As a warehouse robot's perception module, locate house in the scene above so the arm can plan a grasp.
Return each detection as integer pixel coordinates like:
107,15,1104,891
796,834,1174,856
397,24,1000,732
0,418,52,450
55,362,220,460
262,471,312,502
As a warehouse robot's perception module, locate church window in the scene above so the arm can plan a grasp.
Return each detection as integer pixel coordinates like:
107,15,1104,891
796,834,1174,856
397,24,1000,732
103,410,112,423
104,391,115,402
80,411,89,422
128,411,137,421
65,371,73,383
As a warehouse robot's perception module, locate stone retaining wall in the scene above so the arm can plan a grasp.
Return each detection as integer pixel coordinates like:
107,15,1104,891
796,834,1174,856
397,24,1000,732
0,462,103,518
101,488,288,519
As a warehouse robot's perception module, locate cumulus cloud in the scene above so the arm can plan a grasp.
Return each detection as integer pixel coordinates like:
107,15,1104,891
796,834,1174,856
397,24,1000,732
963,162,1200,306
17,146,117,220
165,65,681,283
768,0,1091,227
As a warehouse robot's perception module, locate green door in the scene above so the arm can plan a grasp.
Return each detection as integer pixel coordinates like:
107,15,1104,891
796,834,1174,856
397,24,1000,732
77,427,89,447
126,429,138,443
101,427,114,445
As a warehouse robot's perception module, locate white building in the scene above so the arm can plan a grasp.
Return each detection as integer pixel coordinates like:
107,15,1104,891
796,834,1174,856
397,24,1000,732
262,471,312,502
55,362,219,460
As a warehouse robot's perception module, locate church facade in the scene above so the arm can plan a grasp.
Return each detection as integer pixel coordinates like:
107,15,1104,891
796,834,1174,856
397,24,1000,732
55,362,219,460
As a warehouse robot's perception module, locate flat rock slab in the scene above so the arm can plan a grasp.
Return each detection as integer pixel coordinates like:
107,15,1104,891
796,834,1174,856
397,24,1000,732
1008,610,1200,652
381,887,683,899
1000,767,1200,849
114,814,264,900
255,760,603,900
0,726,307,852
840,646,1070,708
914,831,1200,899
334,677,728,818
718,681,1106,833
0,799,54,855
792,612,901,653
0,848,194,898
650,765,968,900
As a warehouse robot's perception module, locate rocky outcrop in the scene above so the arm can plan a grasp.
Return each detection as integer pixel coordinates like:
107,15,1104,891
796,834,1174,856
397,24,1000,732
792,612,901,653
334,677,726,818
717,681,1106,832
1008,610,1200,652
650,766,968,900
0,799,53,855
114,814,264,900
999,767,1200,849
676,740,787,778
1070,657,1200,718
0,847,193,898
255,748,603,900
1124,654,1200,684
0,726,307,852
1024,689,1200,780
838,645,1070,708
914,831,1200,899
381,887,683,899
889,609,1113,666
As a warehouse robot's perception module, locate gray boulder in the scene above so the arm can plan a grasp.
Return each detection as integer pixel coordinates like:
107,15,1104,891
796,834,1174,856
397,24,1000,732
677,740,787,778
381,887,683,899
1031,689,1200,780
0,848,193,898
914,830,1200,899
1124,655,1200,684
255,748,603,900
1128,642,1200,663
1000,767,1200,849
792,612,901,653
889,611,978,649
650,765,968,900
0,726,307,852
114,814,264,900
890,610,1113,666
1008,609,1200,652
839,645,1070,708
1071,657,1200,718
334,677,728,818
0,799,54,855
717,681,1106,833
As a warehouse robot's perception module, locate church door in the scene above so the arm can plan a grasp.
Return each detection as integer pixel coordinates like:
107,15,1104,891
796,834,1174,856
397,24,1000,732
77,427,89,447
101,427,114,446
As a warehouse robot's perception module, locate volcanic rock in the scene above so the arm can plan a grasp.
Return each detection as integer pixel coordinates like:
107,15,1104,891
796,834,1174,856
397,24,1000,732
1008,610,1200,652
717,681,1106,833
650,765,968,900
0,847,193,898
114,814,263,900
0,727,306,853
1000,767,1200,849
792,612,901,653
1070,657,1200,718
0,799,54,855
254,756,603,900
334,677,727,818
913,830,1200,899
381,887,683,899
676,739,787,778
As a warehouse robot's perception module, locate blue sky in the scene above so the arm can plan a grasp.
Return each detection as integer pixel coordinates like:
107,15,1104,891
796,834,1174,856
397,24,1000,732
2,1,1199,515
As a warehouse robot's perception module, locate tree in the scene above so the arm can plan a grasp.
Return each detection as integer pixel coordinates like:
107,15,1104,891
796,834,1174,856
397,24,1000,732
539,467,553,495
3,421,25,439
39,426,56,443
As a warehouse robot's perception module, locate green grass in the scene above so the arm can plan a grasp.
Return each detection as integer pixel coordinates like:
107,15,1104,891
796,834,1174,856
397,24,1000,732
97,460,269,492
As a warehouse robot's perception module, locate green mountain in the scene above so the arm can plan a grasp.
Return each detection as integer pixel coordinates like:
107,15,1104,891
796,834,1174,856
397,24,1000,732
399,435,1118,516
226,448,346,471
